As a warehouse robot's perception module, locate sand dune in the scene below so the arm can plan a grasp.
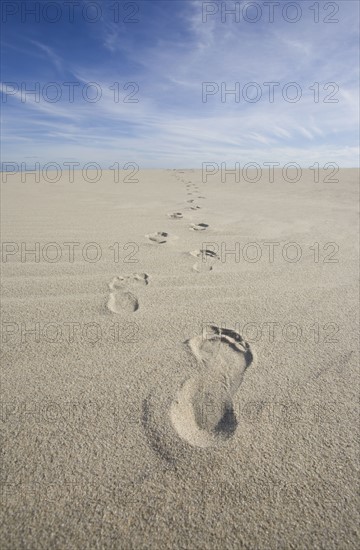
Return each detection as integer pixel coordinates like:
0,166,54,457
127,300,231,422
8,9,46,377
1,168,359,549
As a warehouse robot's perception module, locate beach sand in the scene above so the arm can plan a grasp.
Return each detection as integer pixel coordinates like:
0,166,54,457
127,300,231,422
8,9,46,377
1,168,359,549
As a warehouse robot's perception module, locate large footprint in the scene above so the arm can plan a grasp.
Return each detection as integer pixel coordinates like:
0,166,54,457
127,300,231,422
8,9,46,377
170,326,255,448
107,273,149,313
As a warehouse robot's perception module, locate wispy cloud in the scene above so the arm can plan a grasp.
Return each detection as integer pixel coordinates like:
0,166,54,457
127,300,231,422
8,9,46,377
30,40,63,72
1,0,359,167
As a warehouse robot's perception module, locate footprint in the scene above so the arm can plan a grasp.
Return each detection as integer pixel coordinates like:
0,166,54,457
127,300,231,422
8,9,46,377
146,231,169,244
167,212,183,219
190,249,219,260
170,326,256,448
107,291,139,313
106,273,149,314
190,223,209,231
109,273,149,289
190,248,220,272
187,199,195,203
190,205,201,210
197,196,206,199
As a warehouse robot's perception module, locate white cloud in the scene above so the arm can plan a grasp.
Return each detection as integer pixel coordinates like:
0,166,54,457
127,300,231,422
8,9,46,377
30,40,63,72
1,1,359,167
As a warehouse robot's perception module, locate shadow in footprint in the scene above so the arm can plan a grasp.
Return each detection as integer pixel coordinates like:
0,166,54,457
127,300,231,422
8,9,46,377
215,405,238,436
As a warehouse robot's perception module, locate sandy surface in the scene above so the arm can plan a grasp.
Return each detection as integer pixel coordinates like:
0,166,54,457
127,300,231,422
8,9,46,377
1,168,359,549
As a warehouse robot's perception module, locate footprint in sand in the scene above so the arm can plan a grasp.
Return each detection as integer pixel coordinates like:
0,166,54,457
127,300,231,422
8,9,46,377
190,223,209,231
190,205,201,210
146,231,170,244
107,273,149,314
170,326,255,448
187,199,195,203
167,212,183,219
190,248,220,272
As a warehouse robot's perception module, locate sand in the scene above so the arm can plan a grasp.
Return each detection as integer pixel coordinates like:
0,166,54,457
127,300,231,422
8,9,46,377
1,168,359,549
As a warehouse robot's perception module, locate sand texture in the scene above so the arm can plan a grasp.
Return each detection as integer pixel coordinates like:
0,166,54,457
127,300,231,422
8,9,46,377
1,168,359,549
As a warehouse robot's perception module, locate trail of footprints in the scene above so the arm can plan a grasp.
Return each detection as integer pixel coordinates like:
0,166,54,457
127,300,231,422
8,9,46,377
106,170,210,316
104,170,255,450
145,172,210,271
106,170,211,316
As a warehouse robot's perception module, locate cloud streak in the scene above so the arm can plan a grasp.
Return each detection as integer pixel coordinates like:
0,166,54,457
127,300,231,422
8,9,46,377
1,0,359,167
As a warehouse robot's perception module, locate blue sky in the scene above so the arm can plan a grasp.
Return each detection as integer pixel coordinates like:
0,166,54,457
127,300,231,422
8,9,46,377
1,0,359,168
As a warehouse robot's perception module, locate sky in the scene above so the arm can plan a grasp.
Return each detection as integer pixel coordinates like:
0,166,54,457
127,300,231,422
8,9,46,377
1,0,359,169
